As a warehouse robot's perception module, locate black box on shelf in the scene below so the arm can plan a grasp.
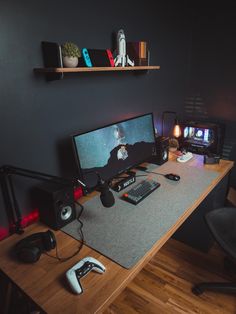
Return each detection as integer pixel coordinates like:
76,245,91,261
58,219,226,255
41,41,64,80
87,49,114,67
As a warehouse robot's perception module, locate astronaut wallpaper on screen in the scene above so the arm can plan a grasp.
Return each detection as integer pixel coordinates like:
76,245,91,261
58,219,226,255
74,114,155,188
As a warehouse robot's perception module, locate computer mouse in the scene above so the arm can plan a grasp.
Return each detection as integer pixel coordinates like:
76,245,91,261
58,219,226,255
165,173,180,181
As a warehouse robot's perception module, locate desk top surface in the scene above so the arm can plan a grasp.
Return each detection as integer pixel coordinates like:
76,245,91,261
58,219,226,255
0,155,234,314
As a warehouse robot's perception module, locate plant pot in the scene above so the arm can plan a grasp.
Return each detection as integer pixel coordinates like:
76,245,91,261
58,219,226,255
63,56,79,68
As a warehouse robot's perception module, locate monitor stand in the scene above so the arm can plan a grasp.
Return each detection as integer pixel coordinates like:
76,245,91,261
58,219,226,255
111,172,136,192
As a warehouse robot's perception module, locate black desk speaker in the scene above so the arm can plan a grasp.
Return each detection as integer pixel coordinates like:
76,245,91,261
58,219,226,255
149,136,169,165
34,183,76,230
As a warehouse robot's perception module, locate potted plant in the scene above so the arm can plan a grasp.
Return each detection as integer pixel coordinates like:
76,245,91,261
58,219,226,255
169,138,179,152
61,42,81,68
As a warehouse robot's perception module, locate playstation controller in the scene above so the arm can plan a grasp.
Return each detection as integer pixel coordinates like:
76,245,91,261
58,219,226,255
66,257,106,294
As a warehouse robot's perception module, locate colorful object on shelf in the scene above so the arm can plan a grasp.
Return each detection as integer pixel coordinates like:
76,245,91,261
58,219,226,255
126,41,149,66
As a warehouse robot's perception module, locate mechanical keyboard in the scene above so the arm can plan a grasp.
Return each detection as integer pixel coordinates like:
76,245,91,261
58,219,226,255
122,179,160,205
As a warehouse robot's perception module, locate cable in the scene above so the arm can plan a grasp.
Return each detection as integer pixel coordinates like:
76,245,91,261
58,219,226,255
44,201,85,262
134,166,165,177
143,170,166,177
111,174,147,181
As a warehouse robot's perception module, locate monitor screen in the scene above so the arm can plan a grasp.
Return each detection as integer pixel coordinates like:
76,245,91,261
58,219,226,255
72,113,156,189
183,126,214,145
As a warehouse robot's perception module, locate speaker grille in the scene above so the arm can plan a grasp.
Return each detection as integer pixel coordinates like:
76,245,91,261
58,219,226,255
60,205,73,221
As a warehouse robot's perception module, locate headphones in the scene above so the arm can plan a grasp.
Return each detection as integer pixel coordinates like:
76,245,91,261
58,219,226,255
15,230,56,263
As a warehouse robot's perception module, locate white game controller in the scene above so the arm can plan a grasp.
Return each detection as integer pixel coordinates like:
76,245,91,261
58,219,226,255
66,257,106,294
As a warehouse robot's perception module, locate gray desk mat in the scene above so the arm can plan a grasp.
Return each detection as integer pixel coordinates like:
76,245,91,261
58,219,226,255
62,161,219,269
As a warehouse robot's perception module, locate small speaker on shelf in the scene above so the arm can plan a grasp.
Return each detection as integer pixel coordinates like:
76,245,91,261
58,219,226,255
149,136,169,165
34,183,76,230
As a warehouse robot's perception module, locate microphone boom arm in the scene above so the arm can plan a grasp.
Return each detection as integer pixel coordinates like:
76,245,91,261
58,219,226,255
0,165,85,234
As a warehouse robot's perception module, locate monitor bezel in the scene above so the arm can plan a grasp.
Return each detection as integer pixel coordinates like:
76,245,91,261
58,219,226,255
71,112,156,190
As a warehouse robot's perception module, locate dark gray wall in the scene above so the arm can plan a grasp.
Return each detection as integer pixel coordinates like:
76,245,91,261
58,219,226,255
0,1,191,235
185,3,236,186
189,5,236,122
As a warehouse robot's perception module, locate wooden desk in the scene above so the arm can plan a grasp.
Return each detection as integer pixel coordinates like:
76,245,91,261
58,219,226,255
0,155,234,314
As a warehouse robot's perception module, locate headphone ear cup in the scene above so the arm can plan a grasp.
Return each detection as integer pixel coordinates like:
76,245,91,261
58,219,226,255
15,230,56,263
16,246,41,263
42,230,56,251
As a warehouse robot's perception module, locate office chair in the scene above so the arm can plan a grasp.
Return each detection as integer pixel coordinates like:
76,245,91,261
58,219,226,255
192,207,236,295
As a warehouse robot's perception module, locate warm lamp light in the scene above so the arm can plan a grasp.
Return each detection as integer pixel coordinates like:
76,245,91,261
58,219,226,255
161,111,181,137
173,122,181,138
161,111,181,152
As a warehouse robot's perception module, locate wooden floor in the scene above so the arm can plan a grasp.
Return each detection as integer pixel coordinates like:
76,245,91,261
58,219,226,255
104,239,236,314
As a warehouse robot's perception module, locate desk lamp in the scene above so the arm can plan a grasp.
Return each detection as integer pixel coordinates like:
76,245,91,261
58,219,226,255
162,111,181,152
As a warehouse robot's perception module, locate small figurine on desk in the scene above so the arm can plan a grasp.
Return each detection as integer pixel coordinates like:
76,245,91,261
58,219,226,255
114,29,134,67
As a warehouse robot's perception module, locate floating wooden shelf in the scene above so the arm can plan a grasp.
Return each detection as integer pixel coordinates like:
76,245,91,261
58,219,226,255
34,65,160,73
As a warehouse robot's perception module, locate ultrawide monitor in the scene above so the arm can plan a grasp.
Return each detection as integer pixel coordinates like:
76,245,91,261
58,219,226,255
72,113,156,189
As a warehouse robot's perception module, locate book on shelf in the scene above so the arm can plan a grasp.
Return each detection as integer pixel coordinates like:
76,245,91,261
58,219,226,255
126,41,149,66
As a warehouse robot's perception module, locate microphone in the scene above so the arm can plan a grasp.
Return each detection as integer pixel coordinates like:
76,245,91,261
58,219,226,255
70,172,115,208
95,173,115,208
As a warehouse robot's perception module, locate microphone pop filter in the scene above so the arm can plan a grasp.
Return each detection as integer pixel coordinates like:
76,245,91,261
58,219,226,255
96,173,115,208
100,189,115,207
